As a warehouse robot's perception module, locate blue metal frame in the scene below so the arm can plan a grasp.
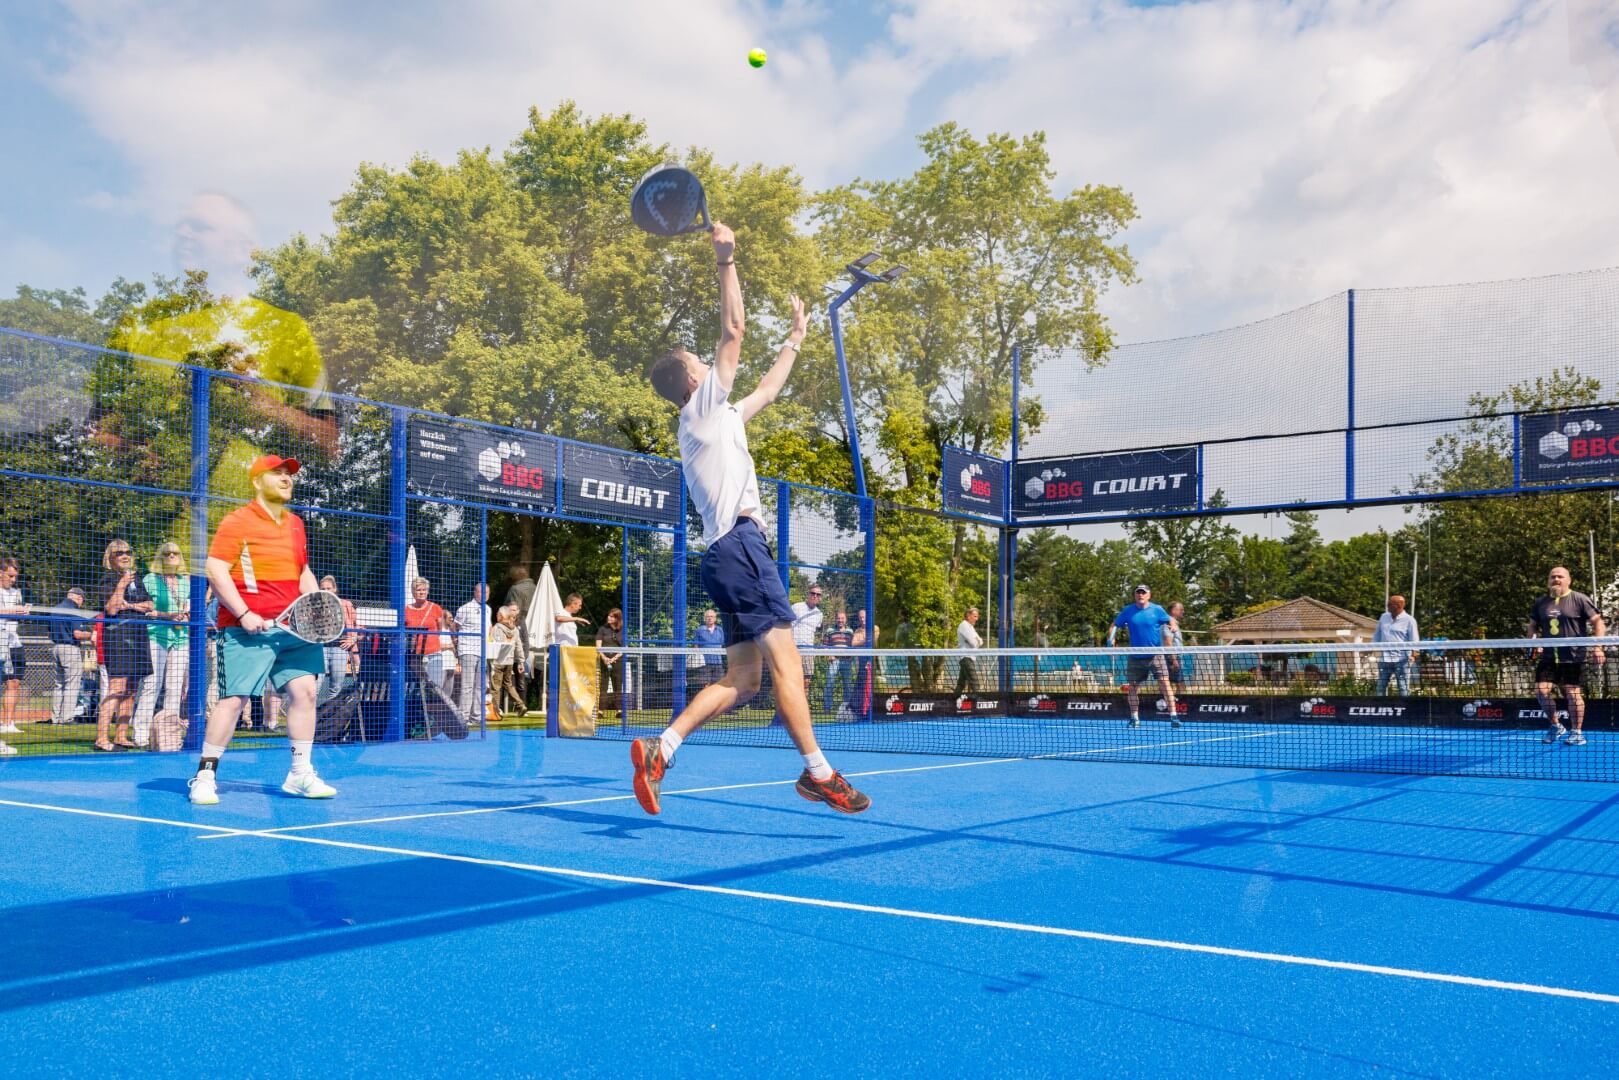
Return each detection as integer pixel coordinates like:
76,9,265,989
183,371,211,751
1345,288,1356,503
387,408,408,741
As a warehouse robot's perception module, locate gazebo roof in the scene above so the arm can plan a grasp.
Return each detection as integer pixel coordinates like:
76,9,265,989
1211,596,1379,641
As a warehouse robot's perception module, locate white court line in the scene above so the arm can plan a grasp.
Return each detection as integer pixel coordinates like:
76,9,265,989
160,821,1619,1006
194,730,1283,840
0,797,221,832
5,772,1617,1005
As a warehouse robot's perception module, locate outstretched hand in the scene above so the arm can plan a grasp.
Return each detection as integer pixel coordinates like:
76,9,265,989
788,294,807,342
711,221,736,262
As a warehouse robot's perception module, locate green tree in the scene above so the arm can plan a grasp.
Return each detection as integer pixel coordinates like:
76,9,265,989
1014,529,1146,646
1411,368,1612,636
1124,489,1237,617
1201,535,1291,621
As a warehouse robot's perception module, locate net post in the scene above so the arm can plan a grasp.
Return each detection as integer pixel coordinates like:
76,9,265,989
386,407,408,741
545,642,560,737
183,367,211,751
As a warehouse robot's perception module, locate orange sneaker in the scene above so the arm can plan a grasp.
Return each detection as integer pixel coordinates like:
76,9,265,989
795,770,871,814
630,738,668,815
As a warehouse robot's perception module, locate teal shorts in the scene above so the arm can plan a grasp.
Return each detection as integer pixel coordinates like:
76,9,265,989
217,627,325,700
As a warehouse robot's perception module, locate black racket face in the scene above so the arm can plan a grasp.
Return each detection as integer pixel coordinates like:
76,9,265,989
285,590,346,644
630,165,709,237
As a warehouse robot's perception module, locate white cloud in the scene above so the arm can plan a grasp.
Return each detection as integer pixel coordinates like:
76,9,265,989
901,0,1619,339
26,0,1619,348
42,0,928,291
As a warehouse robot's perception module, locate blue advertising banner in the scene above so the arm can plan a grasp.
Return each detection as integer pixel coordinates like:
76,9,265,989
941,445,1007,518
1014,447,1199,516
560,444,682,527
406,418,557,511
1521,407,1619,483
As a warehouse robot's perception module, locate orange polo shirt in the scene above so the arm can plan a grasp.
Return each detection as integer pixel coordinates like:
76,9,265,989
208,501,308,627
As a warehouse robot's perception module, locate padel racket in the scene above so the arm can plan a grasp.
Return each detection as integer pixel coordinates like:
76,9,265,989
272,590,347,644
630,164,711,237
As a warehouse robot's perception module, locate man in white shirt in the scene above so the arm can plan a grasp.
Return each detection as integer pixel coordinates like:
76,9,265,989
790,584,824,698
955,607,982,695
0,557,28,738
453,583,491,721
635,222,869,816
1373,594,1420,696
554,592,589,648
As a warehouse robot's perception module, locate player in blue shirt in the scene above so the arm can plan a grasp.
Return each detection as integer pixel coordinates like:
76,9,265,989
1107,584,1180,728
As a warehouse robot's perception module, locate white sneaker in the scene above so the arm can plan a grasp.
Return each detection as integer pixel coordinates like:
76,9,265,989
0,740,17,756
188,771,219,805
0,722,20,734
281,771,336,799
1543,722,1567,744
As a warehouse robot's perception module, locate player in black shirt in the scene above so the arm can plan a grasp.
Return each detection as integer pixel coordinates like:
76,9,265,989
1529,566,1606,746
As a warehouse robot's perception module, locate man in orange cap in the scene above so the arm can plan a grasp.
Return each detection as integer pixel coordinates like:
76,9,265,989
188,454,335,805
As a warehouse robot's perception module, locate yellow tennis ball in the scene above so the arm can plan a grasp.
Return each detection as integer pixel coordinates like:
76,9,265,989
748,48,767,68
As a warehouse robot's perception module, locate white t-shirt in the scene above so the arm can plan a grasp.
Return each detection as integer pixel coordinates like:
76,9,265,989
455,600,490,656
0,586,21,649
790,601,823,647
956,620,982,650
555,614,580,648
679,366,764,544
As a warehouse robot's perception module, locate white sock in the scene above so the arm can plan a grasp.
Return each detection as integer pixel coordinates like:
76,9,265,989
200,742,228,770
289,739,314,776
802,750,834,782
659,729,683,763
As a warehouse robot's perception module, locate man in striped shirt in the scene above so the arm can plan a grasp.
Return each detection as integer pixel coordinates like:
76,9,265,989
189,455,335,805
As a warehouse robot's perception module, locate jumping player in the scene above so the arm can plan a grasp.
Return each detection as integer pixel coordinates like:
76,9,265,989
188,455,336,805
637,222,870,815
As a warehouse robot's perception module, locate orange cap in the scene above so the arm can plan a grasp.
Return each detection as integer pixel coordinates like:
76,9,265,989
249,454,301,479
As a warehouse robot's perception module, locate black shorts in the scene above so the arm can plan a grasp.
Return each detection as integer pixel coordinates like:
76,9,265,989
1534,659,1584,687
1,645,23,680
1124,655,1167,686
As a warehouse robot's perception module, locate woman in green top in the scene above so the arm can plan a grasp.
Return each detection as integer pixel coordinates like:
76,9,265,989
132,541,191,748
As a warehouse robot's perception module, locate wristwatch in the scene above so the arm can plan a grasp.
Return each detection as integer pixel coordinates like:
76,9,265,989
780,340,801,352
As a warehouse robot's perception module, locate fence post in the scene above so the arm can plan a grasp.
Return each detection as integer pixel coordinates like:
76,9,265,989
776,479,790,590
545,642,560,736
1345,288,1356,503
387,408,407,741
863,496,876,722
478,507,488,737
183,368,210,750
672,478,688,714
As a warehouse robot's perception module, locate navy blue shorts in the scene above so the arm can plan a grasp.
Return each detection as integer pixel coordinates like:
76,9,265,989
700,517,794,647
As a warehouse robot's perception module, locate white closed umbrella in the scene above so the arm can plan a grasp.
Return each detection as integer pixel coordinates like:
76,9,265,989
527,563,566,708
402,545,419,606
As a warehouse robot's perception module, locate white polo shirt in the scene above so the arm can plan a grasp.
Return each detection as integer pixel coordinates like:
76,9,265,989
790,601,823,647
679,366,764,544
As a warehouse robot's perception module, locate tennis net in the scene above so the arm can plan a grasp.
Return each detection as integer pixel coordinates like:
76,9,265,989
559,638,1619,782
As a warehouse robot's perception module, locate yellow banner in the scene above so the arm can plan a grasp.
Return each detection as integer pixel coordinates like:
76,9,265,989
558,645,599,737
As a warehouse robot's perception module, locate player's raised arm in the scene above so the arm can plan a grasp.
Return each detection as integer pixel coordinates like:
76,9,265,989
712,223,743,391
739,294,807,422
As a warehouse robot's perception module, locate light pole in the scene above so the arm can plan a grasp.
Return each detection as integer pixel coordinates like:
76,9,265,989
827,252,907,500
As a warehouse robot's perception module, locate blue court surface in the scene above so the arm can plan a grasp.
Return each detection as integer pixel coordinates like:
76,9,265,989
2,732,1617,1077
